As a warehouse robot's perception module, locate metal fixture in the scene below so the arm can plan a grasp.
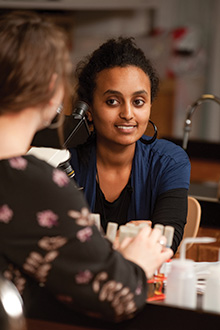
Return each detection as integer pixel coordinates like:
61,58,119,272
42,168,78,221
0,277,26,330
182,94,220,150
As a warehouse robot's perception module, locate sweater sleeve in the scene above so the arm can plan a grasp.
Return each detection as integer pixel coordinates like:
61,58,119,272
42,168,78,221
151,188,188,254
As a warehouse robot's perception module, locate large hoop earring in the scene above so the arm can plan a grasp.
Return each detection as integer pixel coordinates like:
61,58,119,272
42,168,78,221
140,120,157,145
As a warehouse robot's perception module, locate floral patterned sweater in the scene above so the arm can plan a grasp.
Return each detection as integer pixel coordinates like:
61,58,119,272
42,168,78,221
0,155,147,323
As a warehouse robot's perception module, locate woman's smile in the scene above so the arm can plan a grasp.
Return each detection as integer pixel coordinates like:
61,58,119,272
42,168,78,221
115,124,137,133
90,65,152,147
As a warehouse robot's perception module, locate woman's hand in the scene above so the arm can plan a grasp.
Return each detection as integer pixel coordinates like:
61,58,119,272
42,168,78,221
117,226,173,279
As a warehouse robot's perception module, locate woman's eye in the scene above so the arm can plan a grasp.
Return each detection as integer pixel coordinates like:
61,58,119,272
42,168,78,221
134,99,145,107
106,99,119,106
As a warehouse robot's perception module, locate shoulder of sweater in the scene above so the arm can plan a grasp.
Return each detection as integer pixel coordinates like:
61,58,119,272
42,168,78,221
137,137,189,162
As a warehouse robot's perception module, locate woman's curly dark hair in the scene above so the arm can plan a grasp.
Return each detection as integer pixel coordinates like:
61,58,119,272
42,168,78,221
75,37,159,106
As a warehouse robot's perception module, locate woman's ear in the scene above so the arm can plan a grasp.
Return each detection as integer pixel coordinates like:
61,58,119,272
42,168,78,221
86,110,93,122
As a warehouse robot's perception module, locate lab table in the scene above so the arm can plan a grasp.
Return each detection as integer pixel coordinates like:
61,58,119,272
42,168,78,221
26,301,220,330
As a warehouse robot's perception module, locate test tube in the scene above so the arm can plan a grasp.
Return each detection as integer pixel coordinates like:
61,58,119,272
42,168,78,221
119,226,130,243
106,222,118,243
137,222,150,231
164,225,175,248
126,223,136,228
154,224,164,235
127,226,139,237
90,213,101,231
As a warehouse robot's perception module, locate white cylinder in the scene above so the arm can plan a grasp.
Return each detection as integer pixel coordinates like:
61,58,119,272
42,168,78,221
90,213,101,231
164,226,174,248
165,259,197,309
106,222,118,243
203,265,220,313
154,224,164,234
137,222,150,230
125,223,136,228
119,226,130,243
127,226,139,237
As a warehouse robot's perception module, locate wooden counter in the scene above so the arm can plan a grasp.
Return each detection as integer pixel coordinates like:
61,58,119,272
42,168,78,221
186,226,220,262
190,158,220,183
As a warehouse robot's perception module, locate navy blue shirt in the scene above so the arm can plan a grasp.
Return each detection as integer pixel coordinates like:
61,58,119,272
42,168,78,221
70,136,191,252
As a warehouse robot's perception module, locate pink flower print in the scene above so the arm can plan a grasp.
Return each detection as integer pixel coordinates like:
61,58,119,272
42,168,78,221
37,210,58,228
9,157,27,170
135,282,143,295
38,236,67,251
68,207,93,226
76,227,93,242
52,169,69,187
0,204,13,223
75,270,93,284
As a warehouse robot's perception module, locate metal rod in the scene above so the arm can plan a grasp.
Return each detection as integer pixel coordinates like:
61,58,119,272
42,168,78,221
182,94,220,150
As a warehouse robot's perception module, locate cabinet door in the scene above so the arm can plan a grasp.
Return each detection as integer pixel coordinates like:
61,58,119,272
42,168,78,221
185,227,220,262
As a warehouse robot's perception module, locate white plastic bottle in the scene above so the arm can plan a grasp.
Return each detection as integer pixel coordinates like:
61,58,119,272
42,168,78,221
203,264,220,313
166,237,216,310
165,259,197,309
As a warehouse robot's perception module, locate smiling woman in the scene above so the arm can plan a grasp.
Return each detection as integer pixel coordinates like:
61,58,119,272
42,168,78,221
69,37,191,254
88,66,151,151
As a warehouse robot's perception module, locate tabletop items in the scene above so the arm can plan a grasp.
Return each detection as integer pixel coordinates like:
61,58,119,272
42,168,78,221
203,264,220,313
90,213,101,231
105,221,175,247
105,221,150,243
165,237,217,310
166,258,197,308
105,220,176,302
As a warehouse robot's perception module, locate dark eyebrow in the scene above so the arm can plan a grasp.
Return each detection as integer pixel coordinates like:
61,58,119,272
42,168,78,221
103,89,122,96
133,90,148,96
103,89,148,96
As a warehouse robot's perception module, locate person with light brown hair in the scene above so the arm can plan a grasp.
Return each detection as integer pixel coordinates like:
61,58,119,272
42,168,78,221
0,11,172,325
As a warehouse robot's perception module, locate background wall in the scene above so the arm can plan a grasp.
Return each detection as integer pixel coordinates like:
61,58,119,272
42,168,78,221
156,0,220,142
0,0,219,143
70,0,220,142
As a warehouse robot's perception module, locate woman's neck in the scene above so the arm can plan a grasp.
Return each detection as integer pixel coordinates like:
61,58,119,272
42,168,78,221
96,140,135,202
96,139,136,169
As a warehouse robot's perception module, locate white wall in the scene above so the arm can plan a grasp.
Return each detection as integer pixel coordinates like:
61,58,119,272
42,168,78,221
2,0,219,142
72,10,151,65
205,0,220,142
156,0,220,142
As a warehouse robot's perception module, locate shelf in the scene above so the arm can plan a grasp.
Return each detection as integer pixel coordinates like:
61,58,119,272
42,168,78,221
0,0,161,11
